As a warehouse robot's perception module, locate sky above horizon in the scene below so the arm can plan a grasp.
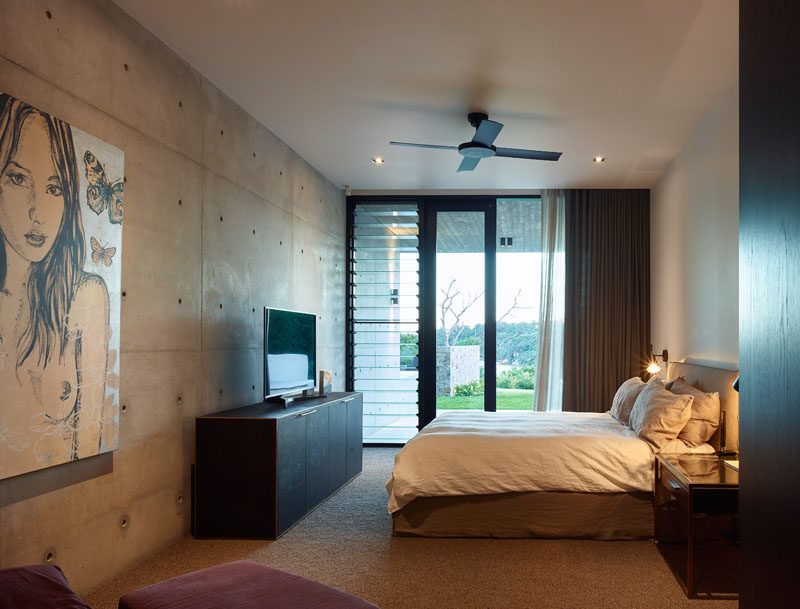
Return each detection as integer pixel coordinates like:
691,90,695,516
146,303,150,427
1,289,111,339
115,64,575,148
436,252,541,328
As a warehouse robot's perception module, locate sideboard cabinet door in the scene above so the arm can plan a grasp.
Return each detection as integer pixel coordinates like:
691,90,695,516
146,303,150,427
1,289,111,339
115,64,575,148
346,394,363,480
328,399,348,494
276,412,307,535
305,406,330,510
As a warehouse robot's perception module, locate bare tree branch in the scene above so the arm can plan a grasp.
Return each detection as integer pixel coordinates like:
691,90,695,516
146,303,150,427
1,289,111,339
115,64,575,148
449,289,484,346
495,289,533,356
440,282,531,352
439,279,484,347
439,279,460,345
498,289,524,325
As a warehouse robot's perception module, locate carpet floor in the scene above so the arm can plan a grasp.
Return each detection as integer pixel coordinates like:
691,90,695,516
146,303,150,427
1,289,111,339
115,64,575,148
85,448,738,609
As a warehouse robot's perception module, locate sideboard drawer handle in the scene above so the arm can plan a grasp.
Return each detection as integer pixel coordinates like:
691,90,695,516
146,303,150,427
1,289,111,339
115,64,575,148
342,397,355,403
299,409,318,417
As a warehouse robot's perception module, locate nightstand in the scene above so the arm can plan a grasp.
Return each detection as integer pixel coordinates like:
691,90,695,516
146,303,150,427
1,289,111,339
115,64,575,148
654,453,739,599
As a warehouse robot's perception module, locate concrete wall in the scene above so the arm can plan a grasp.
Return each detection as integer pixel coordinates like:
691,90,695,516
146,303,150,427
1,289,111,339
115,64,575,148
0,0,345,594
650,84,739,366
436,345,480,396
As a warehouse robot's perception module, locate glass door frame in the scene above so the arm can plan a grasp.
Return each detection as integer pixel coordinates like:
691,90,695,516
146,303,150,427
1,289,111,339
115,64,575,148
345,193,543,440
419,196,497,429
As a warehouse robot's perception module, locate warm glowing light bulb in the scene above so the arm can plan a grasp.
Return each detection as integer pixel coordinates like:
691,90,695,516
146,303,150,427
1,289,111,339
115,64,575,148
646,362,661,374
371,156,385,165
593,156,606,163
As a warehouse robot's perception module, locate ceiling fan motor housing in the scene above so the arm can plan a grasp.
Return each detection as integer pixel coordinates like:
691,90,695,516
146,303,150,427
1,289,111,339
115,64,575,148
467,111,489,128
458,141,496,158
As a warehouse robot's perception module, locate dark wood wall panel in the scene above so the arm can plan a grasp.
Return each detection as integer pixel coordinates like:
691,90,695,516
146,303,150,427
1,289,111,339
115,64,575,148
739,1,800,605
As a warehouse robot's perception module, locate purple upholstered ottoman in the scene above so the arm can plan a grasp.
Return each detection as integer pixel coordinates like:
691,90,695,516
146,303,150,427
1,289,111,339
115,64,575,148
118,561,379,609
0,564,91,609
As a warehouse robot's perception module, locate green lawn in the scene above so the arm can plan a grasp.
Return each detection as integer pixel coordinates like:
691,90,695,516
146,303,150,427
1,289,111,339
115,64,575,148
436,388,535,411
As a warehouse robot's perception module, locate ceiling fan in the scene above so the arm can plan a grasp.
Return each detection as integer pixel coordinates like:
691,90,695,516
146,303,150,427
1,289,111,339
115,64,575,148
390,112,562,172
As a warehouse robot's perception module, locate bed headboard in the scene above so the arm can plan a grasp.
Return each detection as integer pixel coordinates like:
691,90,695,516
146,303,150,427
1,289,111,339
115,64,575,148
666,360,739,452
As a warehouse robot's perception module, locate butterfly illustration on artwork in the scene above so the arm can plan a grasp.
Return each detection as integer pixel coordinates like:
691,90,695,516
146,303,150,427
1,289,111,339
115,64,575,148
84,150,123,224
90,236,116,267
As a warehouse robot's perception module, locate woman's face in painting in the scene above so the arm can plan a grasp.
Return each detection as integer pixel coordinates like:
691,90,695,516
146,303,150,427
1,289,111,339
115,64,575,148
0,114,65,263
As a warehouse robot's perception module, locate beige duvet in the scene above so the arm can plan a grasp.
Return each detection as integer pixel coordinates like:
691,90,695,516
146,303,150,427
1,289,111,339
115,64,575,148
386,410,711,513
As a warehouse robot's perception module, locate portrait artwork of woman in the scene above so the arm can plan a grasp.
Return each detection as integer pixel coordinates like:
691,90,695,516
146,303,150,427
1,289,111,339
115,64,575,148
0,93,121,479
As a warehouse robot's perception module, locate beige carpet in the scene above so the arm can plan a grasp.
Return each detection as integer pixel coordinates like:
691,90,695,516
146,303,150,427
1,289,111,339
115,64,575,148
85,448,737,609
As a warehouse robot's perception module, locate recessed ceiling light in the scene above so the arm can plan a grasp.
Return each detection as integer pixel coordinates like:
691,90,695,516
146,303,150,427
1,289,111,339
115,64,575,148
371,156,385,165
593,156,606,163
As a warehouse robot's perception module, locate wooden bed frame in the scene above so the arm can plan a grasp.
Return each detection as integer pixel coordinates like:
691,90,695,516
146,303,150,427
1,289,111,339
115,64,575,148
391,360,739,539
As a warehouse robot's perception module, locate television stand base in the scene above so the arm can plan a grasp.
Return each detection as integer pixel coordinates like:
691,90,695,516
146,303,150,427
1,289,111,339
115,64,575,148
266,390,327,408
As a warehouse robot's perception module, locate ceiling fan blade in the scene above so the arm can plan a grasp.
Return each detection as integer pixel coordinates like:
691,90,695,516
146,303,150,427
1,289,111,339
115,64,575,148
494,147,562,162
389,141,458,150
472,119,503,147
457,156,481,172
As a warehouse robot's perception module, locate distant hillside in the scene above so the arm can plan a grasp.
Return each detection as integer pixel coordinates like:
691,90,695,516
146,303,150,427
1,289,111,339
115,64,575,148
435,321,538,367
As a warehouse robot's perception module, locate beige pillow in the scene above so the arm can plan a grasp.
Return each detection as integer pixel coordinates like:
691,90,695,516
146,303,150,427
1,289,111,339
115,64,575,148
629,379,694,451
669,377,721,447
610,377,646,424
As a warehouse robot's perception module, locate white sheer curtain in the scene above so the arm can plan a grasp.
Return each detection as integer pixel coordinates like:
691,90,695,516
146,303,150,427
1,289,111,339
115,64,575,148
533,189,566,411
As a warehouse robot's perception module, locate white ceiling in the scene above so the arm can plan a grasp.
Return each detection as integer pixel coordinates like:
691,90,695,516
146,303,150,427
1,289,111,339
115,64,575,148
113,0,737,191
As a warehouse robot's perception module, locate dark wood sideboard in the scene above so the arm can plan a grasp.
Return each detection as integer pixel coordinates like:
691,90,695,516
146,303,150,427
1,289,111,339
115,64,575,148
193,392,363,539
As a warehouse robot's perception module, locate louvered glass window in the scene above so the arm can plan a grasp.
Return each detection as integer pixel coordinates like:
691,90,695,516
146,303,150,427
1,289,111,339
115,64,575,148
348,202,419,444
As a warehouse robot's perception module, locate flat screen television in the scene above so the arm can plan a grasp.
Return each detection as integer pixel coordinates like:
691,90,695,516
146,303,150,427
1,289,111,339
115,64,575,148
264,307,316,400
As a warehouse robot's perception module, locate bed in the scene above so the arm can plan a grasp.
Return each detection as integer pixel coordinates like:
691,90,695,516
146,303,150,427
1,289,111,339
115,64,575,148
387,360,739,539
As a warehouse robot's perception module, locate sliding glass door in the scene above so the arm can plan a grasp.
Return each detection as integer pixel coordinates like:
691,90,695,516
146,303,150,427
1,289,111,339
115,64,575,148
420,199,496,424
420,198,542,425
348,195,546,441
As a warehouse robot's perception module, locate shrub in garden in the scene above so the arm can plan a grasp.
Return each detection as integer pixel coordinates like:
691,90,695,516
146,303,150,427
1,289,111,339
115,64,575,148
454,378,484,396
497,365,536,390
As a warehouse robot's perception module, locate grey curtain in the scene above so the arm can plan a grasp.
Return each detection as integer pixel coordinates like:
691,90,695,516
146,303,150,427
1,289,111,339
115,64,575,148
563,189,650,413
